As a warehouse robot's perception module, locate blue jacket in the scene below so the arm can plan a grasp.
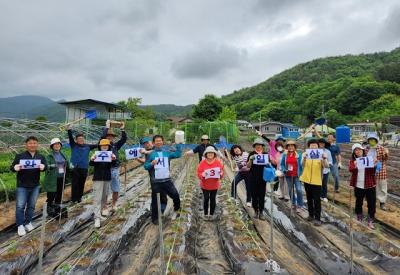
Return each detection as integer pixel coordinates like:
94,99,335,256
68,130,97,169
280,150,303,177
144,145,182,183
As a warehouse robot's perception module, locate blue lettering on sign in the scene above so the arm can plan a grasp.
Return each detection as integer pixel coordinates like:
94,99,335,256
97,152,109,161
157,157,166,167
256,154,265,163
129,149,138,157
24,160,36,168
309,150,320,160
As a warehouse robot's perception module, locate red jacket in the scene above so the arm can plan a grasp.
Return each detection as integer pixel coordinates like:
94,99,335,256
197,159,224,190
348,160,376,189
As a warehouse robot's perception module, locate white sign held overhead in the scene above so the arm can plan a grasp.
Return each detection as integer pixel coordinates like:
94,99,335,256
125,147,142,160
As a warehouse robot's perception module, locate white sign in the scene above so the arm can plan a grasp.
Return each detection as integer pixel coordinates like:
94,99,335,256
306,149,323,160
19,159,41,169
356,156,374,169
94,151,112,162
253,154,269,165
125,147,142,160
204,167,221,179
287,164,294,171
155,157,170,179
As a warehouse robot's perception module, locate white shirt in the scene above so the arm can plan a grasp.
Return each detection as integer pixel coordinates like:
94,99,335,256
367,148,377,159
356,165,365,189
323,149,333,174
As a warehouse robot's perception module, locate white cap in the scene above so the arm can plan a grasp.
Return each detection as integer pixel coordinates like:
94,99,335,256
201,135,210,140
367,133,379,142
203,146,218,156
50,138,62,147
352,143,363,152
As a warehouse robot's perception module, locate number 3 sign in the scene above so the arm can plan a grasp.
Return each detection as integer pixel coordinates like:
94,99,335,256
204,167,221,179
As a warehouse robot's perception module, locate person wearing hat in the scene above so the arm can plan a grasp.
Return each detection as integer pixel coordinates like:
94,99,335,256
102,120,127,212
89,139,116,228
258,131,286,167
43,138,69,218
184,134,221,162
197,146,224,220
247,137,270,220
318,138,333,202
66,125,98,204
272,141,287,199
11,136,47,236
138,136,168,213
230,145,251,206
280,140,304,211
300,139,329,226
349,143,378,229
365,133,389,210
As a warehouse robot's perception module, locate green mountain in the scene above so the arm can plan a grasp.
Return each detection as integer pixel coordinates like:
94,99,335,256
0,95,65,121
139,104,193,120
221,47,400,127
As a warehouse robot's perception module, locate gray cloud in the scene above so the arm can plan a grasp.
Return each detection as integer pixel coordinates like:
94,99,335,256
171,44,247,79
0,0,399,105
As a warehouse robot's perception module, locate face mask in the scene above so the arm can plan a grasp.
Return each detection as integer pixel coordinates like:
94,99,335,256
277,146,284,152
368,140,377,148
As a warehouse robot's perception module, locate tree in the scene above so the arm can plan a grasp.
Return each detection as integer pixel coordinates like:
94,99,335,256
218,106,237,122
325,109,347,128
118,97,155,120
35,116,47,122
192,94,223,121
375,63,400,83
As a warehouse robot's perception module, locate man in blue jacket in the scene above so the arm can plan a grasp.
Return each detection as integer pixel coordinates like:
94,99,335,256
144,135,182,224
102,120,127,212
67,125,98,203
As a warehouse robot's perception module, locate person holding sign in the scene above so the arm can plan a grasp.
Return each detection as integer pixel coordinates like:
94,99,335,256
365,133,389,211
10,136,47,236
247,138,270,220
280,140,304,212
349,143,377,229
67,126,98,204
89,139,116,228
300,139,329,226
102,120,127,212
144,135,182,225
197,146,224,220
138,136,168,214
43,138,69,218
318,138,333,203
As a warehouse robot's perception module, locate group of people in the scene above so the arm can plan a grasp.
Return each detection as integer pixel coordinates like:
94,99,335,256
228,131,389,229
11,120,127,236
9,122,390,236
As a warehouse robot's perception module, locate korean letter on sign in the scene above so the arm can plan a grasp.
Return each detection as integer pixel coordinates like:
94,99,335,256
155,157,170,179
306,149,323,160
253,154,269,165
125,147,142,160
94,151,112,162
19,159,41,169
356,156,374,169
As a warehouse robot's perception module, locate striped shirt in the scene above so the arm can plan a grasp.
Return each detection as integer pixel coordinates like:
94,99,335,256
232,152,250,173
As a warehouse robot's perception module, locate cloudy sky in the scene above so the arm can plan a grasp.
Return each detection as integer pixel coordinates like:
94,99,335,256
0,0,399,105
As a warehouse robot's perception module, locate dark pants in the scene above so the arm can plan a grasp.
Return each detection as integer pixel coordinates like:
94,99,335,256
202,189,217,215
47,177,65,205
251,177,266,213
151,180,180,222
150,181,168,213
71,168,88,203
231,172,251,202
321,173,329,198
304,183,321,221
354,187,376,219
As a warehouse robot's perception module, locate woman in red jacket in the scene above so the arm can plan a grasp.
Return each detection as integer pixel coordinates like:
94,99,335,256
197,146,224,220
349,143,377,229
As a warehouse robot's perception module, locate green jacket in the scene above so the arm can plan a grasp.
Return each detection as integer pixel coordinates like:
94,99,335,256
43,151,70,192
